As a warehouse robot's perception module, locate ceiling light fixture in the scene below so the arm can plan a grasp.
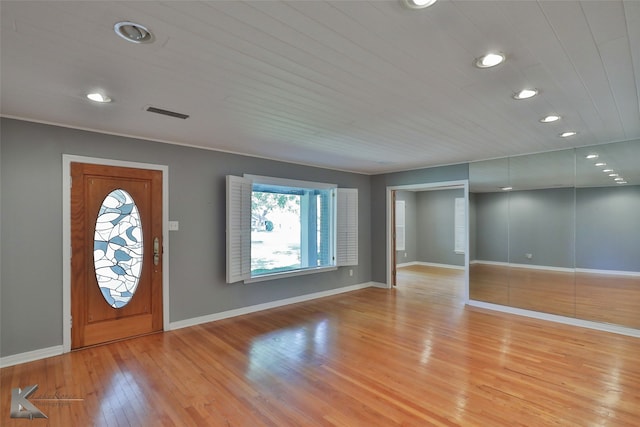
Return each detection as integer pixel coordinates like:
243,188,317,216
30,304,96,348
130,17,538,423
86,93,111,103
114,21,154,44
402,0,437,9
585,154,599,159
614,177,625,181
560,131,577,138
594,162,606,167
540,115,561,123
513,88,538,100
616,181,628,184
602,169,614,173
609,173,619,177
500,186,513,191
475,52,505,69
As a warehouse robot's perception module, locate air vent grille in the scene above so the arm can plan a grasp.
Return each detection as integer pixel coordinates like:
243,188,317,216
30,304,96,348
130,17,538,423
146,106,189,120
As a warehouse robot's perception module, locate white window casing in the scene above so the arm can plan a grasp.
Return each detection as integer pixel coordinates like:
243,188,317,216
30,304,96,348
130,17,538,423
336,188,358,266
227,176,358,282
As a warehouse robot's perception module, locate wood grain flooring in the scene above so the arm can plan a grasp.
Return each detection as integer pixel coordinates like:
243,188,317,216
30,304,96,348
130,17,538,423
470,263,640,328
2,265,639,426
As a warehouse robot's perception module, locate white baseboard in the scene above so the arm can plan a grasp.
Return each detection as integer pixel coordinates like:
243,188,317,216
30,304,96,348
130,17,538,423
0,345,64,368
397,261,465,270
370,281,389,288
471,261,639,276
467,300,640,338
575,268,640,277
470,260,508,266
471,260,573,273
169,282,376,331
396,261,418,268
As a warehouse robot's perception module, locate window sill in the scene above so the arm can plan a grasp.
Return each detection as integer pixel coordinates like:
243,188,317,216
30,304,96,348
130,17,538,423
245,266,338,284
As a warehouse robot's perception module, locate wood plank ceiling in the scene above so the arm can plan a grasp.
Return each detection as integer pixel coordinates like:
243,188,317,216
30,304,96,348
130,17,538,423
1,1,639,174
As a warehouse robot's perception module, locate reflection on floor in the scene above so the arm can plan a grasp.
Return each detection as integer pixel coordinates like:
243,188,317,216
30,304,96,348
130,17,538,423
470,263,640,329
2,265,640,426
396,264,465,304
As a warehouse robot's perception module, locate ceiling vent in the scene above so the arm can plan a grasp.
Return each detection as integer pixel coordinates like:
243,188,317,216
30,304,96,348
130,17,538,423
146,106,189,120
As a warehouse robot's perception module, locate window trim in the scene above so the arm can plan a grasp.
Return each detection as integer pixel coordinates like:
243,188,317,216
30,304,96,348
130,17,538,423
226,174,357,283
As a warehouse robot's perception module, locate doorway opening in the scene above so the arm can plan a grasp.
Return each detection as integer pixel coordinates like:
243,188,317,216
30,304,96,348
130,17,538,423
386,181,469,303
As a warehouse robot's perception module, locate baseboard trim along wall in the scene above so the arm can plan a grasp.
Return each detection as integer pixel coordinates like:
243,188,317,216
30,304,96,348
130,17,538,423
1,282,378,367
467,300,640,339
397,261,465,270
0,345,64,368
471,260,640,276
169,282,378,331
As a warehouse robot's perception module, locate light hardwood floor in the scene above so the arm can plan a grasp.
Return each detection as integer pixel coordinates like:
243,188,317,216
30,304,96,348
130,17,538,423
2,265,639,426
470,264,640,328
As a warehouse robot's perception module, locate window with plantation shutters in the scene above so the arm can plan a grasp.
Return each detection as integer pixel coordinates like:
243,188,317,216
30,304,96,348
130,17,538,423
226,175,358,283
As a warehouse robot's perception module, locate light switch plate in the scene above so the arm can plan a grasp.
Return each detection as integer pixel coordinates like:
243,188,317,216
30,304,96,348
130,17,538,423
169,221,179,231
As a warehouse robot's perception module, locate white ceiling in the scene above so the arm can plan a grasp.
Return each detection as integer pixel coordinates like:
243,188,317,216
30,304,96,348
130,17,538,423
1,0,639,174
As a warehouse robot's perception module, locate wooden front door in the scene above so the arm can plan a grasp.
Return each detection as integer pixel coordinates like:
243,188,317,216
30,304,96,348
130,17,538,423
71,163,163,349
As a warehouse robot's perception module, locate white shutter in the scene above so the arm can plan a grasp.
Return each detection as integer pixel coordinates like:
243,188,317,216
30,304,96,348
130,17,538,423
226,175,252,283
336,188,358,266
454,197,465,254
395,200,406,251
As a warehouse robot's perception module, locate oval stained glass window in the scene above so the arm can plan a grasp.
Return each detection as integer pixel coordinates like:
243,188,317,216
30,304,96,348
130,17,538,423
93,189,143,308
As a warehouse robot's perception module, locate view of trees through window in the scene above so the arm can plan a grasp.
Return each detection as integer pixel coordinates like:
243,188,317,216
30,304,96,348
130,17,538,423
251,191,302,275
250,183,334,277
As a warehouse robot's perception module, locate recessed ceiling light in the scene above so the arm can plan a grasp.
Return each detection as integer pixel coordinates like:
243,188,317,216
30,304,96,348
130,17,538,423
513,88,538,100
560,131,577,138
594,162,606,167
402,0,437,9
616,181,628,184
86,93,111,103
585,154,599,159
475,52,505,69
540,115,561,123
614,177,625,181
602,169,614,173
500,186,513,191
609,173,619,177
114,21,154,44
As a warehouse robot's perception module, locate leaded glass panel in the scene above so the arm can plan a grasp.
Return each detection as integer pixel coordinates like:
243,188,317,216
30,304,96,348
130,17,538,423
93,189,143,308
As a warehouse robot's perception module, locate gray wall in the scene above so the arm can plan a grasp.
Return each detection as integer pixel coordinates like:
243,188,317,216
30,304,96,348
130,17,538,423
473,192,509,263
469,193,476,262
0,118,372,357
472,186,639,271
508,188,575,268
395,191,417,264
370,165,469,283
576,186,640,271
415,189,465,266
472,188,574,267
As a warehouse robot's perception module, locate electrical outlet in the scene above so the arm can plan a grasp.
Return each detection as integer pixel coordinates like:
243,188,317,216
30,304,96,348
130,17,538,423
349,269,353,277
525,253,533,259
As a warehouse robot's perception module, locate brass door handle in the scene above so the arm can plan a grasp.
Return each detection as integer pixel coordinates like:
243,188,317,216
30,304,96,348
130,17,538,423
153,237,160,266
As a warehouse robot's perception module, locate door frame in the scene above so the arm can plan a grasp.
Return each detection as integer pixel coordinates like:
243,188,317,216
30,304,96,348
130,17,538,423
385,180,469,302
62,155,170,353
